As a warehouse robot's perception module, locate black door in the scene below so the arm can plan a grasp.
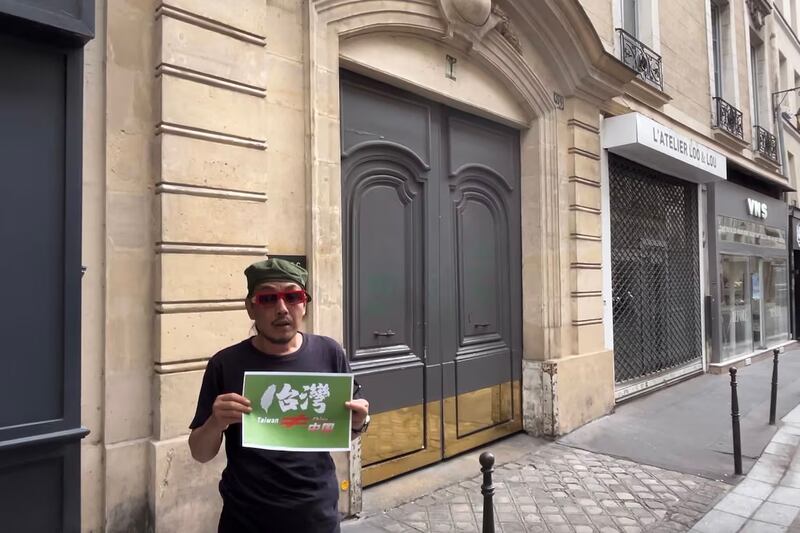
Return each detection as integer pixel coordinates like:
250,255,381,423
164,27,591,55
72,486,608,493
0,4,92,530
340,72,522,485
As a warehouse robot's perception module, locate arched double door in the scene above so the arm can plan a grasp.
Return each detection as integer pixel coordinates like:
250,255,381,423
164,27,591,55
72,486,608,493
341,72,523,484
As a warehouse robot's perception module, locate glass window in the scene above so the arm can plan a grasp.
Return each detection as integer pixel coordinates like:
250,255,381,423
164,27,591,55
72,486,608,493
763,258,790,345
720,256,752,358
718,216,786,249
751,256,763,348
719,255,789,361
623,0,638,36
751,45,760,125
711,3,723,97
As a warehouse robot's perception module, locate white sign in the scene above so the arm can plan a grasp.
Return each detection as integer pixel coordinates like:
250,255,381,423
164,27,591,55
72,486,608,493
747,198,768,219
603,113,727,183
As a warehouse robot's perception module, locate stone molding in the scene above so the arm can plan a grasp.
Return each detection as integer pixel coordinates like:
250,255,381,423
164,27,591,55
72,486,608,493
435,0,521,53
746,0,772,30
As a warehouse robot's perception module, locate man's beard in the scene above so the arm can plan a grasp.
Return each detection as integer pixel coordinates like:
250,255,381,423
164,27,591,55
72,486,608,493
255,323,294,345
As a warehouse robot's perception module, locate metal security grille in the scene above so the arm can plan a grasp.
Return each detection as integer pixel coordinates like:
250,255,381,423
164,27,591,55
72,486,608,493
609,155,702,384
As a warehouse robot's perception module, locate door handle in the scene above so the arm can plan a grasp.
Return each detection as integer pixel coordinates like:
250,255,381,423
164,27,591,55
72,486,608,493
373,330,396,337
473,322,491,328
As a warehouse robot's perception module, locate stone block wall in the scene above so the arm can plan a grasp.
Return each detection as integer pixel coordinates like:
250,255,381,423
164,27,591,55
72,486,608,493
659,0,714,131
151,1,272,531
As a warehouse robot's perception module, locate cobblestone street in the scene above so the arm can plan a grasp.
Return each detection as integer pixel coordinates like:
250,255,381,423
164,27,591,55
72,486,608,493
346,444,729,533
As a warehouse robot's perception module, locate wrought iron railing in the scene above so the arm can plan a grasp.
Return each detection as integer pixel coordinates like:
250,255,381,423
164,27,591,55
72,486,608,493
754,125,778,163
617,28,663,90
713,97,744,140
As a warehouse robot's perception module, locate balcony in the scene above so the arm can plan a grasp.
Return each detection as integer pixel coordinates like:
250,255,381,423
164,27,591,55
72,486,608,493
617,28,663,91
713,97,744,142
754,125,779,164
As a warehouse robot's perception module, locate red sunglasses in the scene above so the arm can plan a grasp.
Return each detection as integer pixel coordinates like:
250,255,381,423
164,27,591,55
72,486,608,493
251,289,308,306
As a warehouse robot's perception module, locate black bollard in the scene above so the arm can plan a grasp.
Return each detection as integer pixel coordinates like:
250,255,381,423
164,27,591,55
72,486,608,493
730,367,743,475
479,452,495,533
770,348,780,426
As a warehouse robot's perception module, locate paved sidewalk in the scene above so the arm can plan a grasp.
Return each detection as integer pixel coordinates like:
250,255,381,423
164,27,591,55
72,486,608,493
343,351,800,532
689,404,800,533
560,346,800,483
343,443,729,532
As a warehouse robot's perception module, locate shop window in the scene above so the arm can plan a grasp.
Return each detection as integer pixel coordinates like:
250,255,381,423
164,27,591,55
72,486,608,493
721,256,753,359
719,254,789,360
762,258,790,344
718,215,786,249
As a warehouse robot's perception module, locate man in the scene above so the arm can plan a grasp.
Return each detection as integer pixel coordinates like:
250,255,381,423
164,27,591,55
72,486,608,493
189,258,369,533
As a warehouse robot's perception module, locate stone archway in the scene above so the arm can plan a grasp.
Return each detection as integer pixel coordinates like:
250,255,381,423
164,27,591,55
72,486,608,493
306,0,629,352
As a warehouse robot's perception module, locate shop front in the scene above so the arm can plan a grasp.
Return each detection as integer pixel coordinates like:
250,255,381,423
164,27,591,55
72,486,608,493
709,179,791,367
602,113,726,398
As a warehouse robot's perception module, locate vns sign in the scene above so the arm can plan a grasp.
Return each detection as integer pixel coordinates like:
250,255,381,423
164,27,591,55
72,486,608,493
747,198,768,219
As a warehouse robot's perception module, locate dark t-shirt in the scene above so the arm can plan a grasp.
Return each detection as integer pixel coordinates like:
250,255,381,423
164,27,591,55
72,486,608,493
190,334,352,533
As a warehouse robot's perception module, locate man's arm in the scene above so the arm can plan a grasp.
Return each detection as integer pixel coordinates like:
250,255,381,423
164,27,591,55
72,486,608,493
188,417,225,463
189,393,252,463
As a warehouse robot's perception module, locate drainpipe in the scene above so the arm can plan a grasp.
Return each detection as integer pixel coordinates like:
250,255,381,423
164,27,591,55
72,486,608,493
778,108,789,176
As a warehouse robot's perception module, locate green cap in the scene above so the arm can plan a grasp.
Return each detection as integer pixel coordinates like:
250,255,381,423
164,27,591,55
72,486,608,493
244,258,309,298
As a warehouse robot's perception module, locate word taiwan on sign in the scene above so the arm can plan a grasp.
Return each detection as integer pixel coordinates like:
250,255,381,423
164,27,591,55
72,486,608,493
242,372,353,452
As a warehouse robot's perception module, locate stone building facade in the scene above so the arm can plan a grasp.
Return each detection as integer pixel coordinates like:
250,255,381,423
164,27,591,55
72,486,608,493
79,1,635,530
2,0,796,532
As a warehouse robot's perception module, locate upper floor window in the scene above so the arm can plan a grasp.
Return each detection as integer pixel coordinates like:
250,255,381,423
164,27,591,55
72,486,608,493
617,0,663,90
623,0,639,37
711,1,723,97
794,71,800,112
710,0,736,102
709,0,744,140
751,45,761,125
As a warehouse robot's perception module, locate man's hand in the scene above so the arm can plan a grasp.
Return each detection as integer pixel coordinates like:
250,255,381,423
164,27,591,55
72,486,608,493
210,393,252,431
345,399,369,430
189,393,252,463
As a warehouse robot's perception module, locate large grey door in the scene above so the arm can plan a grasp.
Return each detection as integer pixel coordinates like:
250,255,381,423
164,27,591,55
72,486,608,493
0,3,92,530
341,72,522,485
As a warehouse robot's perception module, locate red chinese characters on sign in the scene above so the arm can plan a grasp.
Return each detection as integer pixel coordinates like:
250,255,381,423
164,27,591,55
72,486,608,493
279,414,309,429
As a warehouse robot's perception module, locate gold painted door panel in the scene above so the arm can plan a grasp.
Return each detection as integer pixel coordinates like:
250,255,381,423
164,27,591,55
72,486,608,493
360,402,441,486
443,381,522,459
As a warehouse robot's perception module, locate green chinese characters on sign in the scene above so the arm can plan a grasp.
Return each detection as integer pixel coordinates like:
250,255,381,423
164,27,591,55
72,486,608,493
242,372,353,452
